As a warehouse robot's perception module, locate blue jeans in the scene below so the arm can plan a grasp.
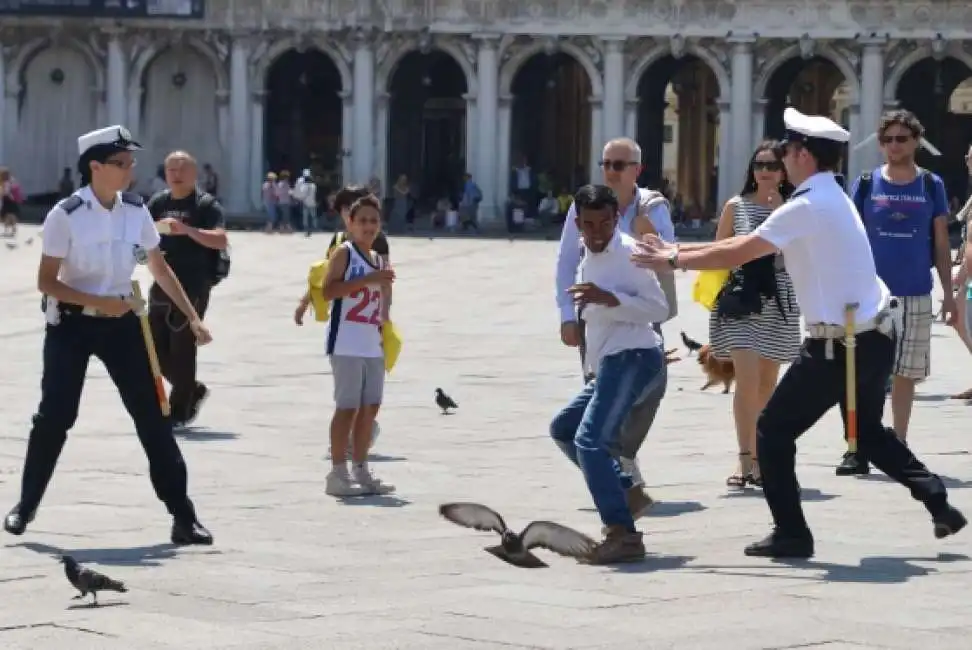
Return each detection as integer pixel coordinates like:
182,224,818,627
302,205,317,233
550,347,663,531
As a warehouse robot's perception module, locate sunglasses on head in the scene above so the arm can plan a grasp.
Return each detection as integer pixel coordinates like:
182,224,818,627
599,160,638,172
879,134,913,145
752,161,782,172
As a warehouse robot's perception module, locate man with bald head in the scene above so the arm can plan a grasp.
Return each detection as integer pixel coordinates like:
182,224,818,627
147,151,229,429
554,137,677,516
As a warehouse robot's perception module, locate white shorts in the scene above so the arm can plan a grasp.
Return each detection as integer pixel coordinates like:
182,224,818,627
330,355,385,409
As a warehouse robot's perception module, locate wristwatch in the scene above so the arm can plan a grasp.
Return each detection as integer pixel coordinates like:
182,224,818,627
666,246,680,269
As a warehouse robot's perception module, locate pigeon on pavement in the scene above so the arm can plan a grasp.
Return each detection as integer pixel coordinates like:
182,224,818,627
439,502,596,568
435,388,458,414
60,555,128,605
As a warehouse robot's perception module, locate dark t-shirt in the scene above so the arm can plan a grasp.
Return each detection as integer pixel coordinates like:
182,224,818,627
147,189,225,284
327,231,389,258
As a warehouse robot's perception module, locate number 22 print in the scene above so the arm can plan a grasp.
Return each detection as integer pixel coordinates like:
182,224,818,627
347,287,382,325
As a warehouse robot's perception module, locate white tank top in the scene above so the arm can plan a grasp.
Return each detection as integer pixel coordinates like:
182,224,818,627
326,242,385,358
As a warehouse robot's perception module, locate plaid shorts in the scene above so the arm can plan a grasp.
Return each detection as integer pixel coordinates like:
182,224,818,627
892,294,933,380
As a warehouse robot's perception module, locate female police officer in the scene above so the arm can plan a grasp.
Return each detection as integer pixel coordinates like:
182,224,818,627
2,125,214,546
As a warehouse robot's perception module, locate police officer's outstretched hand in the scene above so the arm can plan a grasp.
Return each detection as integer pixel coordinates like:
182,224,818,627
189,319,213,346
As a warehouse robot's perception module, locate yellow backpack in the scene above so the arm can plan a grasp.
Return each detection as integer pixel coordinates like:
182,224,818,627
307,232,350,322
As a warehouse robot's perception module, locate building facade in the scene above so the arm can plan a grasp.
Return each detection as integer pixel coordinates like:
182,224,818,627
2,0,972,220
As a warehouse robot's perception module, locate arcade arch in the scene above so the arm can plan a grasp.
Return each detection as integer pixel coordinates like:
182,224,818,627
264,48,344,184
12,43,100,196
386,49,468,210
139,45,223,191
634,54,721,216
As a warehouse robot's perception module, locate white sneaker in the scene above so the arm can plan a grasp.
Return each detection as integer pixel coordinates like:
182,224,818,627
352,465,395,495
620,457,645,487
325,469,365,496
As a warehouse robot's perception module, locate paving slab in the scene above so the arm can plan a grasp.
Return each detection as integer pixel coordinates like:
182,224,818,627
0,227,970,650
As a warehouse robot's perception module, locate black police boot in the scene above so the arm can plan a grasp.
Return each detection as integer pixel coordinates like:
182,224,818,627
183,383,210,427
933,505,967,540
171,518,214,546
744,529,814,558
3,506,34,536
835,451,870,476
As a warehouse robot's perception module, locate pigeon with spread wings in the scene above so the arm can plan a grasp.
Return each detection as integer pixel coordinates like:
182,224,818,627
439,502,596,568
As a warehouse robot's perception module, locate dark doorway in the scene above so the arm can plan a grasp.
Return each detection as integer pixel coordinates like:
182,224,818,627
897,57,972,201
264,49,343,179
510,52,591,194
635,55,720,213
763,56,848,175
387,50,467,207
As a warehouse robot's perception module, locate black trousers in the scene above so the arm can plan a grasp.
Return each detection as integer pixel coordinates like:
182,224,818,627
148,282,210,422
19,312,195,522
757,330,948,535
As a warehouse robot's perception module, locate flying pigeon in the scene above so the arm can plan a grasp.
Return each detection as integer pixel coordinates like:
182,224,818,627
439,502,596,568
60,555,128,605
435,388,458,414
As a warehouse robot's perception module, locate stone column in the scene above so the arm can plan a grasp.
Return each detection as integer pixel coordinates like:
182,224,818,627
752,98,767,151
858,38,886,173
589,96,604,182
496,94,512,209
600,36,626,142
248,90,265,210
624,98,638,139
374,91,389,194
227,35,251,213
105,29,127,126
351,31,375,184
464,93,477,174
728,36,754,188
473,34,500,223
847,103,861,181
717,100,732,208
340,89,353,185
0,43,6,166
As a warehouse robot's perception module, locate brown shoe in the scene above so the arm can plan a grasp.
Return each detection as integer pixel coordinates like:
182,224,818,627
580,525,646,565
626,485,655,520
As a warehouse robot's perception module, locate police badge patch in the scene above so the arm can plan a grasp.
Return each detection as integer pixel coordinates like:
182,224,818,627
133,245,148,265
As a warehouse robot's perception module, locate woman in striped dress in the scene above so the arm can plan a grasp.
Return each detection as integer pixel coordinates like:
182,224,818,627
709,141,801,489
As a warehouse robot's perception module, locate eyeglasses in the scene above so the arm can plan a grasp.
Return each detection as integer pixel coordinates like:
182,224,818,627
879,134,912,145
752,161,782,172
599,160,638,172
103,158,137,170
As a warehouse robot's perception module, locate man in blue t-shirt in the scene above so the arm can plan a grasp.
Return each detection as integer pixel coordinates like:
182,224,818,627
838,110,956,477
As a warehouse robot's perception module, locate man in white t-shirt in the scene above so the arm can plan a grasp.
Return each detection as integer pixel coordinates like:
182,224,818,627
630,107,965,559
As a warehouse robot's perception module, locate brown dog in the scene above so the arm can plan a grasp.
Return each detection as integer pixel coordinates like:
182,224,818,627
681,331,734,393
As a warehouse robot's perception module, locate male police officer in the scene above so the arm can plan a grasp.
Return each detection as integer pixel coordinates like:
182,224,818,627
147,151,228,429
4,127,213,545
631,108,965,558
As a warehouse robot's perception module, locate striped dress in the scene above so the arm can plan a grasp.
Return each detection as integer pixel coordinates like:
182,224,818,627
709,196,801,363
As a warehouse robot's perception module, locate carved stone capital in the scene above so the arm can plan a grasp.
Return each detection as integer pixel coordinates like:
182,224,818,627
471,33,502,49
600,36,627,55
670,34,686,59
215,88,229,105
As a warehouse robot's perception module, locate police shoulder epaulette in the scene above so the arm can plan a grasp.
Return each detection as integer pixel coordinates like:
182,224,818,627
57,195,85,214
120,191,144,207
789,187,811,200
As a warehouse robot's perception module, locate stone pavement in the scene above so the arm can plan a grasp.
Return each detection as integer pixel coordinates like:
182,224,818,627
0,227,970,650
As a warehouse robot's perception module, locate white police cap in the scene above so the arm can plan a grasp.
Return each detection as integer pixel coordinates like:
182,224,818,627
781,107,850,145
77,125,142,158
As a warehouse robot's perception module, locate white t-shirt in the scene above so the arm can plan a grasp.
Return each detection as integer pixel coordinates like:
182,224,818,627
42,186,161,296
754,172,890,325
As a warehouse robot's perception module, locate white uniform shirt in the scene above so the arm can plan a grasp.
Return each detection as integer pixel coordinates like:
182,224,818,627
578,231,668,368
41,186,161,297
325,242,385,358
754,172,890,325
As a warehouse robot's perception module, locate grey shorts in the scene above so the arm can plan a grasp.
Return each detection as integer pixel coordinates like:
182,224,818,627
329,355,385,409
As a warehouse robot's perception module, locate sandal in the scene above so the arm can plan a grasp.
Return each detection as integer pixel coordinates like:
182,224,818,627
726,452,751,488
747,457,762,487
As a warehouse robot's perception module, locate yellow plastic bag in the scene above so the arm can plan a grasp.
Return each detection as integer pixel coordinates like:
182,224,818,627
308,259,330,322
692,269,730,311
382,321,403,373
